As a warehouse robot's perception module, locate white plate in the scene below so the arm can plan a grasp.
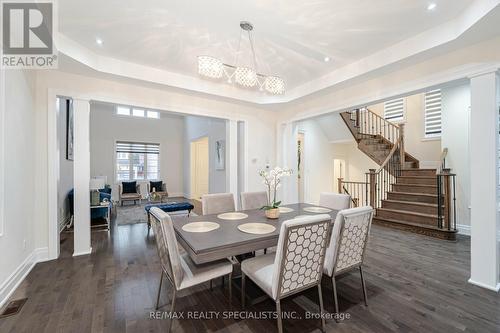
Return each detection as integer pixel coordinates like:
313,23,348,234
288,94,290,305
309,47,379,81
303,206,332,213
182,222,220,233
293,215,312,219
217,212,249,220
279,207,294,213
238,223,276,235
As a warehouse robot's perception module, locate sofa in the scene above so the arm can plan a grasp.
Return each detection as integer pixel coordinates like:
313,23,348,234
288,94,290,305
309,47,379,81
68,188,112,220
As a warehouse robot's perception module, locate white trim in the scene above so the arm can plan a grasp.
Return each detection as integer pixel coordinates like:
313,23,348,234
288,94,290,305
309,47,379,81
457,224,471,236
467,279,500,292
329,139,354,144
0,65,4,236
0,247,48,308
421,136,441,142
73,247,92,257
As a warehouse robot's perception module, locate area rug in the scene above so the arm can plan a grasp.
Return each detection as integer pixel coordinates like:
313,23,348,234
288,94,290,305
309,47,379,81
116,202,196,225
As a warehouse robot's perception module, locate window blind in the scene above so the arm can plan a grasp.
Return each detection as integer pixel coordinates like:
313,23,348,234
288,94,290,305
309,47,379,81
384,98,405,121
424,89,442,136
116,141,160,154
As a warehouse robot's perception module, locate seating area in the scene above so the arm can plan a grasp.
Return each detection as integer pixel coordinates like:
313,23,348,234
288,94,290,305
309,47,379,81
3,2,500,333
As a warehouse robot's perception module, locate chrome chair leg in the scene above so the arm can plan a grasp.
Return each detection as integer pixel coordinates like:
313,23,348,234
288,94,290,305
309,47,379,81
359,266,368,306
155,271,163,310
331,275,339,322
241,272,246,308
276,300,283,333
318,283,326,332
168,289,177,333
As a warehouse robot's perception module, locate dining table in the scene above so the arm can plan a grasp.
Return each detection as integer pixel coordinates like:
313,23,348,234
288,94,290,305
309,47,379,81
171,203,338,265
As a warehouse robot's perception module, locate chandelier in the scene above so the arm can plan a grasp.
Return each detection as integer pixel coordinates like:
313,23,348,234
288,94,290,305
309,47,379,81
197,21,285,95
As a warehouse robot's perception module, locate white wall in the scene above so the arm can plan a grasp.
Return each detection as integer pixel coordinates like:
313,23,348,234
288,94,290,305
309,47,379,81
297,119,336,204
441,83,471,229
0,70,41,307
183,115,227,197
57,98,74,231
89,102,185,199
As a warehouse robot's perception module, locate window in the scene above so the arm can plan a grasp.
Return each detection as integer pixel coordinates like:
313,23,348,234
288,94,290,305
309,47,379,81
116,106,130,116
116,105,159,119
116,141,160,181
384,98,405,122
424,89,442,137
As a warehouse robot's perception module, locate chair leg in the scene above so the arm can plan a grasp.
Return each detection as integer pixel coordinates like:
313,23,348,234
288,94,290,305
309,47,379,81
221,275,224,289
359,266,368,306
241,272,246,308
264,248,267,254
168,289,177,333
228,272,233,308
210,279,213,291
276,300,283,333
331,276,339,322
317,283,326,332
155,271,163,310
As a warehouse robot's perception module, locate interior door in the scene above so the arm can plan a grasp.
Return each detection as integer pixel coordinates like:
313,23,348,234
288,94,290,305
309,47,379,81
191,137,209,199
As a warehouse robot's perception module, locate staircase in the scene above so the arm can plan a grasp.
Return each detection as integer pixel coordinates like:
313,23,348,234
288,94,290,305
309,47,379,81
339,109,457,240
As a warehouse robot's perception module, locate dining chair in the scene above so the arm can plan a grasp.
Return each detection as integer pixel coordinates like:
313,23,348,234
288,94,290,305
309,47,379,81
149,207,233,332
201,193,235,215
240,191,268,210
319,192,351,210
323,206,374,319
241,214,332,333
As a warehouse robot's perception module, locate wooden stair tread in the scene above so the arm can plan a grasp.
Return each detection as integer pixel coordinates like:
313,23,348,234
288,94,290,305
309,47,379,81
382,199,438,208
393,183,437,188
373,217,456,233
389,191,438,198
398,176,436,179
376,207,438,218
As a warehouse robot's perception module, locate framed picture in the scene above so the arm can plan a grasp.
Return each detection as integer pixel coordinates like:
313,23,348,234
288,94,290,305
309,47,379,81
66,99,74,161
215,140,225,170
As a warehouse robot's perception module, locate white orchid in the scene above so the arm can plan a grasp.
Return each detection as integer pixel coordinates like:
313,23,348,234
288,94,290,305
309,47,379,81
259,166,293,210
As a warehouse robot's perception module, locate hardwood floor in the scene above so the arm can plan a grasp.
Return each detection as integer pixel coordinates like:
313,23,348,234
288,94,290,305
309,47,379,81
1,217,499,332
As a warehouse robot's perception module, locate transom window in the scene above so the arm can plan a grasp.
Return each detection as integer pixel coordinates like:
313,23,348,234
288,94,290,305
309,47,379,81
384,98,405,122
115,141,160,181
424,89,442,137
116,105,159,119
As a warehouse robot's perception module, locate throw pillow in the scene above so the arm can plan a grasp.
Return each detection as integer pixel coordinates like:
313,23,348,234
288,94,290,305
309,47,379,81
122,181,137,194
150,181,163,192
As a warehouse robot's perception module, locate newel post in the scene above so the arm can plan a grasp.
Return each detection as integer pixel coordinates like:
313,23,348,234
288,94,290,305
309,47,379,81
441,168,452,230
337,178,343,194
368,169,376,208
355,109,360,128
399,123,405,168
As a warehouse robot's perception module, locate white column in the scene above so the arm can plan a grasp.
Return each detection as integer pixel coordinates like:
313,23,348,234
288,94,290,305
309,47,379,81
280,121,299,204
226,119,238,208
469,70,500,291
73,99,92,257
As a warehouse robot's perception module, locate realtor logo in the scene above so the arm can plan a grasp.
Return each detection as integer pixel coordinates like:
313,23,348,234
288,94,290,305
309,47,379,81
1,1,58,69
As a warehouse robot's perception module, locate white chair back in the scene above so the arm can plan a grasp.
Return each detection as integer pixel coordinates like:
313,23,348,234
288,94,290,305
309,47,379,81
240,191,268,210
271,214,332,300
324,206,373,276
319,192,351,210
202,193,235,215
149,207,183,288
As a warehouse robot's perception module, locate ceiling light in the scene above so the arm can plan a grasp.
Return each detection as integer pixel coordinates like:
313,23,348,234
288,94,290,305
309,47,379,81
324,56,330,62
96,38,103,45
427,3,437,11
197,21,285,95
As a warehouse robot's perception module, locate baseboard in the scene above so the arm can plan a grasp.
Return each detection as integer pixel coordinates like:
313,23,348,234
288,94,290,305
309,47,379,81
0,247,47,308
468,279,500,292
73,247,92,257
169,192,186,198
457,224,471,236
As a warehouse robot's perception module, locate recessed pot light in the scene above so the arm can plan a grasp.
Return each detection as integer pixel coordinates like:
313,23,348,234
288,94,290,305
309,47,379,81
96,38,103,45
427,3,437,11
324,56,330,62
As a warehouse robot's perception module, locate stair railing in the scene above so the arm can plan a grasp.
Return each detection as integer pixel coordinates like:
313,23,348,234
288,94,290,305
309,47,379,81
337,178,369,208
366,137,403,208
436,148,457,231
347,108,401,146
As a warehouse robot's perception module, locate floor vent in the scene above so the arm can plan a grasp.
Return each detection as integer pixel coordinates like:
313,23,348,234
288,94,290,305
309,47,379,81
0,298,28,319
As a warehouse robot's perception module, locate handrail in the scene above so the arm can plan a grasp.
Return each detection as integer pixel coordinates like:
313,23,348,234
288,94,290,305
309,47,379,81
347,108,401,145
437,147,448,174
376,137,401,173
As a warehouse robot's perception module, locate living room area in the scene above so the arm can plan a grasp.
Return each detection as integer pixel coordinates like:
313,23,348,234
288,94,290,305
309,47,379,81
57,97,238,250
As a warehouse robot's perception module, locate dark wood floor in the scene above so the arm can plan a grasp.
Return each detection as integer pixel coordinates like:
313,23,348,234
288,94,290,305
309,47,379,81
1,215,500,332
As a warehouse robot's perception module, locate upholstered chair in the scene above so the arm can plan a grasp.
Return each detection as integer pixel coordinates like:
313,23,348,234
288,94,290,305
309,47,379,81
149,208,233,332
240,191,268,210
323,206,374,318
319,192,351,210
118,182,142,206
146,181,169,202
201,193,235,215
241,214,332,333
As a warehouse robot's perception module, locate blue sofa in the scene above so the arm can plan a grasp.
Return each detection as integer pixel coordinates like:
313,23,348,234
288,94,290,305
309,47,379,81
68,188,112,220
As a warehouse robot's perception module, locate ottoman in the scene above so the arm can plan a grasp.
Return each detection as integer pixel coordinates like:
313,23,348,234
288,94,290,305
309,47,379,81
145,202,194,230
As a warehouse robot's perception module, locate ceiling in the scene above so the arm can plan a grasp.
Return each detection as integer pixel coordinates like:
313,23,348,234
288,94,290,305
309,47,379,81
56,0,498,104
